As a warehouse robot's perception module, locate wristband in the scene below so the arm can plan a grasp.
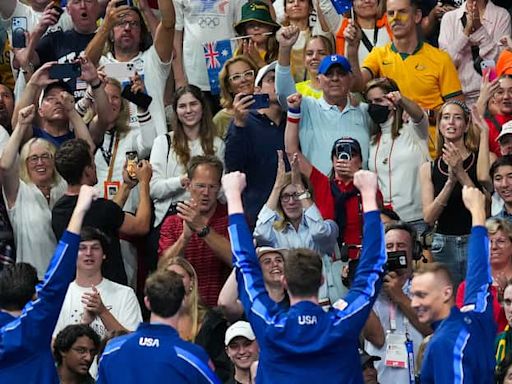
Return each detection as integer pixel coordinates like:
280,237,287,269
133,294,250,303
287,110,301,124
288,107,301,114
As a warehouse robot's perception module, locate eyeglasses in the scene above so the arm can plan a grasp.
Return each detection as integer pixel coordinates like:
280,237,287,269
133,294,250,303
27,153,52,165
115,20,141,29
191,183,220,192
491,238,511,248
228,69,255,83
71,347,98,356
280,192,300,202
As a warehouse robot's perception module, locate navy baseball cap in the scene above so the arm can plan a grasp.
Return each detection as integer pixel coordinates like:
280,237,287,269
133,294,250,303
331,137,362,158
318,55,352,75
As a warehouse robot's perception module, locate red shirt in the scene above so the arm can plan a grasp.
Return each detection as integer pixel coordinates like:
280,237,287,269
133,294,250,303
456,280,506,332
486,114,512,157
310,167,382,259
158,203,231,307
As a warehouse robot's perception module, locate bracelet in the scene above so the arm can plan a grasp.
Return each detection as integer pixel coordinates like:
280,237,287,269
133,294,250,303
91,80,102,90
287,110,301,124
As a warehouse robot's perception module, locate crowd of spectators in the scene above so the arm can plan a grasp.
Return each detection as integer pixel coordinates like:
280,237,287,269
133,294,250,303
0,0,511,382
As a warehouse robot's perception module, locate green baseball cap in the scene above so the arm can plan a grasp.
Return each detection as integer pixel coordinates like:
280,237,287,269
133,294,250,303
234,1,280,36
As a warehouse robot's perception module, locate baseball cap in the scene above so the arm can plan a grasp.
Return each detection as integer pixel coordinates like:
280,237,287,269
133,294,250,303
225,321,256,346
318,55,352,76
255,61,277,87
331,137,362,158
42,80,73,100
359,348,381,367
497,120,512,142
497,50,512,77
256,246,288,259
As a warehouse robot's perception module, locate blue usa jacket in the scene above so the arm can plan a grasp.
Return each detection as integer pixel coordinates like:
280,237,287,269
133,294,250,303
420,226,495,384
97,323,221,384
0,231,80,384
229,210,386,384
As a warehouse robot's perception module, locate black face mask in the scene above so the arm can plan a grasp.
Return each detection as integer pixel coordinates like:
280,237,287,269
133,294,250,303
368,103,390,125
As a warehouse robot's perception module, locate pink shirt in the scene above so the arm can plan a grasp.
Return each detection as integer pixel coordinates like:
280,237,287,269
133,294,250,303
439,1,511,105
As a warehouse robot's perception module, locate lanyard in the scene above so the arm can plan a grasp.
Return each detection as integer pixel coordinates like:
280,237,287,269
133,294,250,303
100,131,121,182
405,335,415,384
359,24,379,53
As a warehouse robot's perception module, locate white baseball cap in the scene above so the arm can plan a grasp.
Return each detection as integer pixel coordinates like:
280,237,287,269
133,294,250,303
497,120,512,142
225,321,256,346
255,61,277,87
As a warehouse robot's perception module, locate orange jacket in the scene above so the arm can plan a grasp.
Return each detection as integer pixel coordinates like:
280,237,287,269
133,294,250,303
335,15,392,56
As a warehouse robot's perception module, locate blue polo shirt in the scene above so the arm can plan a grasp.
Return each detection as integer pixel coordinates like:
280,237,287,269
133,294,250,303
97,323,220,384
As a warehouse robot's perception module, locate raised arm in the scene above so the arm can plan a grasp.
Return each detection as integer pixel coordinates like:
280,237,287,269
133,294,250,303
334,171,386,331
275,26,300,101
473,105,495,193
461,186,492,311
153,0,176,63
217,269,244,323
0,186,97,356
223,172,276,335
59,91,96,151
0,105,34,208
84,2,131,65
284,93,312,178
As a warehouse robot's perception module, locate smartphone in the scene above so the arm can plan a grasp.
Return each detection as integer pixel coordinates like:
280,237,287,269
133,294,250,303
12,17,27,48
167,201,185,216
102,62,137,82
49,63,81,79
121,85,153,110
481,60,497,82
115,0,134,7
440,0,457,6
52,5,64,19
335,143,352,160
126,151,138,179
250,93,270,110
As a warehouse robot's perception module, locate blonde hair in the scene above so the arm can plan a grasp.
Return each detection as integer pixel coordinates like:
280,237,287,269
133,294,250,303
486,217,512,241
273,172,313,231
158,257,207,342
435,101,479,158
219,55,258,109
19,138,61,186
104,78,130,136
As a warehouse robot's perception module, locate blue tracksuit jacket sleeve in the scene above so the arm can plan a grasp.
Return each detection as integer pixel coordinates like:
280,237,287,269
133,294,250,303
229,213,277,339
0,231,80,358
463,225,492,313
335,210,386,331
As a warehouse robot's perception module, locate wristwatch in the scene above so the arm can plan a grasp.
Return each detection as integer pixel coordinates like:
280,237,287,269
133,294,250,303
297,191,311,200
197,225,210,238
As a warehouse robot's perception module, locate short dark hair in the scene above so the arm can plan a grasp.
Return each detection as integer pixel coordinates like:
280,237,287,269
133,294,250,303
380,208,401,222
187,155,224,182
55,139,93,185
491,155,512,179
284,248,323,297
144,269,185,318
53,324,101,365
80,227,110,257
0,262,38,311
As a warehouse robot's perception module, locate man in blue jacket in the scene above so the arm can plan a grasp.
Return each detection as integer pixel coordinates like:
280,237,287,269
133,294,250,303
222,169,386,384
0,185,98,384
97,269,220,384
411,186,495,383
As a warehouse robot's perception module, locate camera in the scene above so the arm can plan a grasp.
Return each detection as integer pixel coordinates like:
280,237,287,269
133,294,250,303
335,143,352,160
386,250,408,272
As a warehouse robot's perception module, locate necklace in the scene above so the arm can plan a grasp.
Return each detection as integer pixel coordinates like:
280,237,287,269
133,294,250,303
437,152,475,176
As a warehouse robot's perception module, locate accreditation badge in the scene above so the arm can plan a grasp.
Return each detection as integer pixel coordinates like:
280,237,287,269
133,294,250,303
103,181,120,200
384,332,408,368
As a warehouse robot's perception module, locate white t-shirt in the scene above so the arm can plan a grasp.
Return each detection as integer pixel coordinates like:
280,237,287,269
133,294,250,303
149,133,225,227
369,115,430,222
3,178,66,279
54,278,142,339
99,46,171,137
174,0,245,91
365,281,424,384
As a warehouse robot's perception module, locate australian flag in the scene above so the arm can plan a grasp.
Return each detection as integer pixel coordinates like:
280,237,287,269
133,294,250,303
331,0,352,14
203,39,233,95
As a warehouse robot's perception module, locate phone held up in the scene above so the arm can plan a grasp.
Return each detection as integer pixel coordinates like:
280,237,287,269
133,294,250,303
12,17,27,48
49,63,82,79
335,142,352,161
126,151,138,180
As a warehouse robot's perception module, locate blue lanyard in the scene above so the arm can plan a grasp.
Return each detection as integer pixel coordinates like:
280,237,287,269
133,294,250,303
405,335,415,384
